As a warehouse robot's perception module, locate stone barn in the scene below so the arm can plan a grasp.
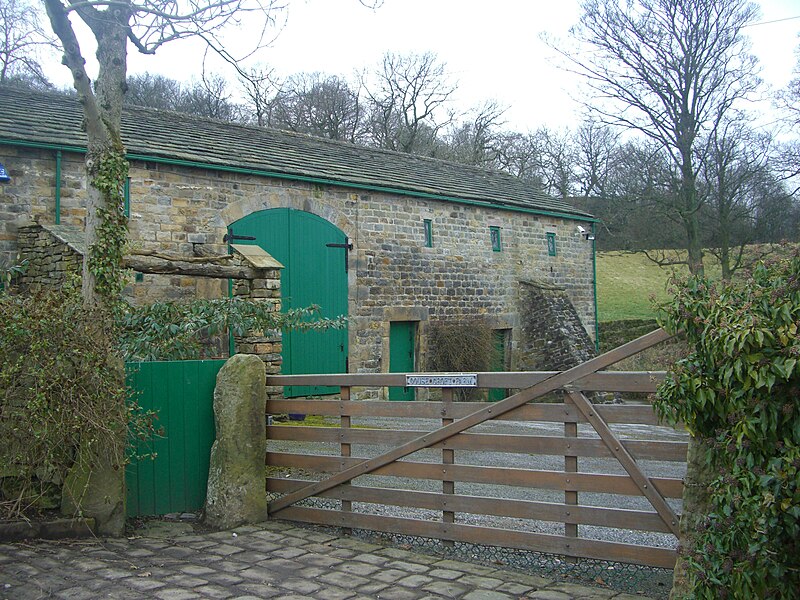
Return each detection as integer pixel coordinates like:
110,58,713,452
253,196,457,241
0,87,598,398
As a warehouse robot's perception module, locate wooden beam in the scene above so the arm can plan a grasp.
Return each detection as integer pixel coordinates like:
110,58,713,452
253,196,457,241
122,255,268,280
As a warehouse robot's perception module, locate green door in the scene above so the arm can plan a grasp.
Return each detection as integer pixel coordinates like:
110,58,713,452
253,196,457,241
230,208,348,397
389,321,416,401
489,329,509,402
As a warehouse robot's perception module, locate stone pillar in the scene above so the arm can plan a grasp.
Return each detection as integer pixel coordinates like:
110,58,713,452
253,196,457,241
204,354,268,529
231,264,284,402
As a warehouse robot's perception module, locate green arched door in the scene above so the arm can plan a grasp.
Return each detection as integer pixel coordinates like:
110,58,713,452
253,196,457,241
230,208,348,397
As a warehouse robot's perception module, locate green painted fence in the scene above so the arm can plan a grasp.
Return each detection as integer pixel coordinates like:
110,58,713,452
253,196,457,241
125,360,226,518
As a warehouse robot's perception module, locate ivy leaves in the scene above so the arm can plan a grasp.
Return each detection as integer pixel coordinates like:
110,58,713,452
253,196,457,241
88,148,129,304
117,297,345,362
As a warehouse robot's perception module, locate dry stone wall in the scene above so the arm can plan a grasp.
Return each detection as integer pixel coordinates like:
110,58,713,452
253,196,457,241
16,224,83,293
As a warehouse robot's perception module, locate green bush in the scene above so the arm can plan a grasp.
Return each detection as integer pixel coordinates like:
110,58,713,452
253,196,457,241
655,251,800,599
0,287,150,520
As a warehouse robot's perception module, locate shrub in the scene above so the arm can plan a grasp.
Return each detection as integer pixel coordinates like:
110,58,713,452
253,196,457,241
0,286,151,520
426,320,498,400
654,251,800,599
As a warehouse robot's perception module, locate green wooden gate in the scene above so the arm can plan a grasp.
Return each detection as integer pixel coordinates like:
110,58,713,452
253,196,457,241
389,321,416,401
125,360,225,518
230,208,348,397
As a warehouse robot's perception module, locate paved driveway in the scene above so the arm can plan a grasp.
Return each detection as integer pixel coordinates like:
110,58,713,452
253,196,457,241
0,519,653,600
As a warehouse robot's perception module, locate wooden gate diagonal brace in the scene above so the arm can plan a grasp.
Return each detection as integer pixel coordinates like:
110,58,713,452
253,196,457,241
565,390,680,537
268,328,672,515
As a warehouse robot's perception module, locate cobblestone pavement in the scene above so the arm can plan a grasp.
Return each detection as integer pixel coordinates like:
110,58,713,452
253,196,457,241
0,520,654,600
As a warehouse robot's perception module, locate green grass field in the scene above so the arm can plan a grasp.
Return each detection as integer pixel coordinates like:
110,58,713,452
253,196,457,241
596,250,732,322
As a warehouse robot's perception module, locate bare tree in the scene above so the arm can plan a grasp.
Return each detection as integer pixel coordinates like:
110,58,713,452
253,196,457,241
238,63,280,126
700,119,775,279
491,131,546,186
0,0,56,87
775,44,800,196
536,127,577,198
43,0,283,307
573,120,620,198
180,73,242,121
559,0,761,275
443,101,507,167
269,72,365,142
362,51,456,153
125,72,183,110
41,0,285,536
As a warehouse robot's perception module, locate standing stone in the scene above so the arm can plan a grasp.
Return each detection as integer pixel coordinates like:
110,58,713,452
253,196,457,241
204,354,268,530
61,445,125,537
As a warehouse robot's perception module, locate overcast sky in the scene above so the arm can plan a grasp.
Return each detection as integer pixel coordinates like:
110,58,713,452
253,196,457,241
46,0,800,133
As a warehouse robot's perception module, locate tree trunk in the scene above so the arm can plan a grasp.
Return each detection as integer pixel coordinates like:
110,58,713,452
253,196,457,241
680,150,704,277
44,0,131,535
670,435,714,599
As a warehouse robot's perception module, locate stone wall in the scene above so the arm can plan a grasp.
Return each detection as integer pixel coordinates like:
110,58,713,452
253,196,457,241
2,145,597,389
15,223,284,386
518,280,597,373
232,271,284,402
16,224,83,293
0,147,85,269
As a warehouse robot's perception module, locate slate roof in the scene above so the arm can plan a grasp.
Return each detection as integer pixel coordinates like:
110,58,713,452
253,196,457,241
0,87,592,219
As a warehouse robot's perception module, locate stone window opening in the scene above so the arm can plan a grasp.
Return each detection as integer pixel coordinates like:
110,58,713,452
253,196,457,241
490,226,502,252
423,219,433,247
546,232,557,256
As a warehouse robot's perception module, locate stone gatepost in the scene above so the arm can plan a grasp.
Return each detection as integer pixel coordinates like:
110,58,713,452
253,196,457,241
229,244,284,403
204,353,268,529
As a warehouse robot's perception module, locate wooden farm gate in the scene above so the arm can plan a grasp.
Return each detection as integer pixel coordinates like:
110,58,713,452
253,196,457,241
264,329,685,569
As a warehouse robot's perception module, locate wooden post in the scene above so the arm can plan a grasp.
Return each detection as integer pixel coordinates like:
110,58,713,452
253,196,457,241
442,387,455,548
564,393,579,563
341,386,352,535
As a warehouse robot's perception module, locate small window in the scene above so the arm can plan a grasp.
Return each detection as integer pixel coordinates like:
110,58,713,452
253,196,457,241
423,219,433,247
490,226,502,252
546,232,557,256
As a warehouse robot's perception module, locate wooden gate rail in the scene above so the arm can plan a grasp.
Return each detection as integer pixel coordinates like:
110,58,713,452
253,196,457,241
267,427,687,460
265,328,685,568
276,507,678,568
268,329,671,514
267,453,684,497
566,391,680,535
266,370,666,392
267,399,668,424
267,478,676,532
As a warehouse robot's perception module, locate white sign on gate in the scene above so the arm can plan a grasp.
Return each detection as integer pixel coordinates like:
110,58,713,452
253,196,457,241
405,373,478,387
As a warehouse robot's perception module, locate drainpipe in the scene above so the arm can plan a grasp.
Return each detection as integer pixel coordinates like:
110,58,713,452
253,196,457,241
592,221,599,353
54,150,62,224
227,228,235,357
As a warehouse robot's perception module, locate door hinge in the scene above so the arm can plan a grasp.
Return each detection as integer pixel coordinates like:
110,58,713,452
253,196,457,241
326,237,353,273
